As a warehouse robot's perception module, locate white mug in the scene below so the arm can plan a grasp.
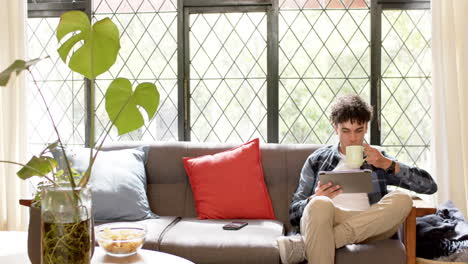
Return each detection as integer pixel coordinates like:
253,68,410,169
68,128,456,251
346,145,364,169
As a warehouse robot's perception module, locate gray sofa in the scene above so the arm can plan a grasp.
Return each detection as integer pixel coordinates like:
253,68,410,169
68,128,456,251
27,141,406,264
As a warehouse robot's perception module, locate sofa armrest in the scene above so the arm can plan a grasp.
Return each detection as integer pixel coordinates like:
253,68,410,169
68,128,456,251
404,200,436,264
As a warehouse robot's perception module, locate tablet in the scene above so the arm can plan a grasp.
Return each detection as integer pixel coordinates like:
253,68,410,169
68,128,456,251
318,169,373,193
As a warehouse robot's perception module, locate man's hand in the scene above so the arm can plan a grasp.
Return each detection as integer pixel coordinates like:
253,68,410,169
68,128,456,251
363,143,392,169
308,181,342,201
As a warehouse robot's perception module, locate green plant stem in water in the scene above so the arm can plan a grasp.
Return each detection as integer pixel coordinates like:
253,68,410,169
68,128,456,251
28,70,83,221
42,218,91,264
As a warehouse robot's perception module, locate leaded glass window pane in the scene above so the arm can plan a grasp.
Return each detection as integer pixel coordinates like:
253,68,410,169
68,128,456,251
189,12,268,143
26,18,85,155
279,0,370,144
93,0,178,142
381,9,431,168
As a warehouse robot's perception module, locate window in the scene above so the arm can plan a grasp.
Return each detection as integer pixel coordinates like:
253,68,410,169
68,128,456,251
26,17,86,155
380,8,431,169
26,0,431,168
279,0,370,144
186,10,269,143
93,0,178,142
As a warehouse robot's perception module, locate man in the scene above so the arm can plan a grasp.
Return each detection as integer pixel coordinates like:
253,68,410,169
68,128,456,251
277,94,437,264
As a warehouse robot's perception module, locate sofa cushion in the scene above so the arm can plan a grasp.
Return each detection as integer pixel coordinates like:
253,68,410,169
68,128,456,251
159,218,284,264
53,146,157,221
182,139,275,219
335,239,406,264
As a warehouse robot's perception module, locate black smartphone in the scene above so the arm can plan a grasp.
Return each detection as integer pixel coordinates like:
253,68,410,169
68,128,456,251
222,221,248,230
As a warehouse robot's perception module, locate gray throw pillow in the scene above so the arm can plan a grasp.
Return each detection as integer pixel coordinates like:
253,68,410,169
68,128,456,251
52,146,158,222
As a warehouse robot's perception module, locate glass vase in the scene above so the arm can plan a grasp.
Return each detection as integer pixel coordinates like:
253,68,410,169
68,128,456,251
41,184,92,264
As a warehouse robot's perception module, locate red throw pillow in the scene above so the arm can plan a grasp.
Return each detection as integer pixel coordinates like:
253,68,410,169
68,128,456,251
182,138,275,220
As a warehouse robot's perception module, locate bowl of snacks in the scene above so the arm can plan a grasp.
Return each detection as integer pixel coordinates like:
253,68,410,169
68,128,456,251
95,222,147,257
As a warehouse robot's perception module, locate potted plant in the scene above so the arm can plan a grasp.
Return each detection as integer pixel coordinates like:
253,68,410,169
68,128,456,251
0,10,159,264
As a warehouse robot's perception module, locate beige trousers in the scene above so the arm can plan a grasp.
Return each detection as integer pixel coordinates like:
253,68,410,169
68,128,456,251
300,190,413,264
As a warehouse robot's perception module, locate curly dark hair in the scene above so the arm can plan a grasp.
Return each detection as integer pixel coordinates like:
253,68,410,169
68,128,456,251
330,94,373,125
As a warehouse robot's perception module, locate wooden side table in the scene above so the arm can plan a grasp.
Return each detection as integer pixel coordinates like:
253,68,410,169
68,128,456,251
404,197,437,264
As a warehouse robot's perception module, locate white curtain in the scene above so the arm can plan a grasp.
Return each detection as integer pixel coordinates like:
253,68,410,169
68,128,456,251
0,0,29,231
432,0,468,217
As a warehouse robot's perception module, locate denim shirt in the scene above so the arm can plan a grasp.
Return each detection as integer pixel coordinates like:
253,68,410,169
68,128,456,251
289,143,438,230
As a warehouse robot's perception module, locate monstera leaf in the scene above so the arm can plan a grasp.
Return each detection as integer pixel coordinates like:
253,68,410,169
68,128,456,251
16,141,60,180
56,11,120,80
0,58,42,86
17,156,57,180
105,78,160,135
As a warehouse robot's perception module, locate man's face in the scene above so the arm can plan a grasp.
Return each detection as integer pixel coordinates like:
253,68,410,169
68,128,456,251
334,120,368,154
